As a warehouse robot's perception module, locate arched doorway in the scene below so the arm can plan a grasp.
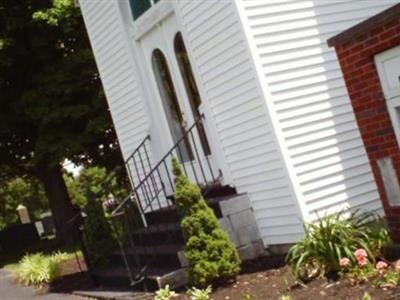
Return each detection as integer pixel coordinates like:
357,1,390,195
151,49,193,162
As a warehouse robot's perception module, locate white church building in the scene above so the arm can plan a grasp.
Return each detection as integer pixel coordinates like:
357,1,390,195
79,1,399,284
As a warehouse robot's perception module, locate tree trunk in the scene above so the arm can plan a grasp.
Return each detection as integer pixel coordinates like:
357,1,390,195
36,164,76,245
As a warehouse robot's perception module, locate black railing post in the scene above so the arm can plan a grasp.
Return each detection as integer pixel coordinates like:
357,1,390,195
110,117,221,286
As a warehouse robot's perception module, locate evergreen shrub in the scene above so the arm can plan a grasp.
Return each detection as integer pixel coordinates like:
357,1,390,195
83,192,115,269
172,157,241,286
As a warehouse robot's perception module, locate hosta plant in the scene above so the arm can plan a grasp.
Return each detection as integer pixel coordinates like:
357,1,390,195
287,210,390,281
363,292,373,300
154,284,178,300
187,285,212,300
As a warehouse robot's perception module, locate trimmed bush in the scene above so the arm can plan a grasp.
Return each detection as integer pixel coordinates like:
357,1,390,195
172,157,241,286
287,210,390,281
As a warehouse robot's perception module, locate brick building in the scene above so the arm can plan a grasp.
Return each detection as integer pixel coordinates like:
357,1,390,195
329,4,400,241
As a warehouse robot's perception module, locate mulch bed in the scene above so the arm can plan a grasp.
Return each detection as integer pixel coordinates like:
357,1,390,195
174,256,400,300
30,255,400,299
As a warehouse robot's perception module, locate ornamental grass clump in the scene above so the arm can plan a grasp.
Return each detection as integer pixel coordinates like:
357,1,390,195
15,252,68,285
172,157,241,287
287,210,390,281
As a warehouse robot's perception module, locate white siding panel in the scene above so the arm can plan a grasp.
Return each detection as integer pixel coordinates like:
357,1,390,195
80,0,153,195
238,0,395,221
80,0,150,159
176,0,304,245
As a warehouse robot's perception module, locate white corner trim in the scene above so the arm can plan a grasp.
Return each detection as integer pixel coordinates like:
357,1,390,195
233,0,310,223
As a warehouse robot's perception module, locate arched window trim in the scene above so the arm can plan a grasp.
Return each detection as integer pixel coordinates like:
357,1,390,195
174,32,211,156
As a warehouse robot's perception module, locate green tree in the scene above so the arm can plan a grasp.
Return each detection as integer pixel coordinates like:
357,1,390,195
65,166,129,208
0,0,122,243
172,158,241,286
0,176,48,229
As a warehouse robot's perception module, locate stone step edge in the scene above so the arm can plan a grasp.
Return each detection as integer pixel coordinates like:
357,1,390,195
72,290,153,300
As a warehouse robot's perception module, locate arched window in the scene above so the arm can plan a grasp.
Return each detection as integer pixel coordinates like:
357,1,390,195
151,49,193,162
174,33,211,155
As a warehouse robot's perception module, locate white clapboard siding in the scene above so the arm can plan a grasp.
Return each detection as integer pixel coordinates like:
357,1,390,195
80,0,154,191
175,0,305,245
237,0,398,221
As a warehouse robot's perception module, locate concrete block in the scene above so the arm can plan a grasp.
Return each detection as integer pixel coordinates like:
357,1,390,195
225,229,239,247
238,241,265,261
230,209,257,230
219,194,252,216
157,268,189,290
236,224,260,246
219,216,233,232
177,250,188,267
268,244,293,255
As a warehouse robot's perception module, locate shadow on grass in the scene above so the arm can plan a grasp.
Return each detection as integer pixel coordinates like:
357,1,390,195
47,271,95,294
0,237,63,268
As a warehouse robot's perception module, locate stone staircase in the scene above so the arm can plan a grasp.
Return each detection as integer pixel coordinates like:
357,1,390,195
93,185,241,292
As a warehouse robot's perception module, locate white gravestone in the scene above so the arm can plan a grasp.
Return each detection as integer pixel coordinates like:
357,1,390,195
17,204,31,224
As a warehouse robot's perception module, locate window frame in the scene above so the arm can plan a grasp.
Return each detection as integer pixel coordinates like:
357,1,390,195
129,0,160,21
375,46,400,147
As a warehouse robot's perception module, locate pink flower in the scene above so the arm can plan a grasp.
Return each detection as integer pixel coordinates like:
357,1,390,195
340,257,350,268
357,256,368,267
354,249,368,259
376,261,388,270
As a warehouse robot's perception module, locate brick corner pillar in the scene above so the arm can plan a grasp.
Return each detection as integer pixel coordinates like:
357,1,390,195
328,5,400,242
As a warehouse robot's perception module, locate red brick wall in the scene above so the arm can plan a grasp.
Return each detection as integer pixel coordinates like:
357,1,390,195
333,17,400,241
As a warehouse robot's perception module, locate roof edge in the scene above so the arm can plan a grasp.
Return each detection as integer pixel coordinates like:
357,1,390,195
328,3,400,48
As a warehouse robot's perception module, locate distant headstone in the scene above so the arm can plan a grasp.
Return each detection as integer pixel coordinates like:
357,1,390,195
40,212,55,236
16,204,30,224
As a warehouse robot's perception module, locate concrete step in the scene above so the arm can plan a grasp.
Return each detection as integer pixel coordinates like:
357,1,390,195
93,265,188,291
144,194,232,226
132,223,184,246
73,290,153,300
110,243,183,269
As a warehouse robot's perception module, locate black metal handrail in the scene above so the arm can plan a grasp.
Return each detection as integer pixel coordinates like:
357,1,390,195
111,115,216,217
109,115,220,287
123,135,151,188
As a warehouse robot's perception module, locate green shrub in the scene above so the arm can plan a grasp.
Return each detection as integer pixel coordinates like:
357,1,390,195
374,269,400,287
279,296,293,300
83,193,115,269
154,284,178,300
172,157,241,287
15,253,63,285
363,292,372,300
242,294,252,300
187,285,212,300
287,211,390,281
